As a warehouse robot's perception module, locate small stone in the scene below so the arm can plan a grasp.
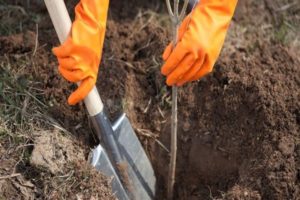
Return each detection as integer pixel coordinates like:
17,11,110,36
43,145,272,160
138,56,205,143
278,137,295,156
182,120,191,132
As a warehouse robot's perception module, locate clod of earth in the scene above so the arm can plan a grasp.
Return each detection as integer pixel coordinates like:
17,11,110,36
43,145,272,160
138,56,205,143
30,130,85,174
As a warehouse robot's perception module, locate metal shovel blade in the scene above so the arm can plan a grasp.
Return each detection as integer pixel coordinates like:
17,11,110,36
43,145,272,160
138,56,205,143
90,113,156,200
90,145,130,200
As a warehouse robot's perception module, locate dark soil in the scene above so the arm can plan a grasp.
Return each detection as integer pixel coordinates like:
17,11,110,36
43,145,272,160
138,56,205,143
100,1,300,199
1,0,299,199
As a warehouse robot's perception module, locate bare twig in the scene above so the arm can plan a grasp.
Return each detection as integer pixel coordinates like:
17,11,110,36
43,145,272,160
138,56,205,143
165,0,174,18
179,0,189,20
136,128,169,153
157,106,166,119
143,98,152,113
0,173,21,180
164,0,190,199
32,23,39,56
15,144,34,151
174,0,179,18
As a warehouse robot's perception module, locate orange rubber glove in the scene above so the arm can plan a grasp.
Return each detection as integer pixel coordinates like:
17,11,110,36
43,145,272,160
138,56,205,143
52,0,109,105
161,0,238,86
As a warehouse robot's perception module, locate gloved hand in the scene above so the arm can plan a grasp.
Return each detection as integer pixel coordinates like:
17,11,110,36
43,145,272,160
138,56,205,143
161,0,238,86
53,0,109,105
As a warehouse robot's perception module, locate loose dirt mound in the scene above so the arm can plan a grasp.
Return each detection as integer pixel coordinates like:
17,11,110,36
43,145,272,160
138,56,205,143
157,44,299,200
0,0,299,199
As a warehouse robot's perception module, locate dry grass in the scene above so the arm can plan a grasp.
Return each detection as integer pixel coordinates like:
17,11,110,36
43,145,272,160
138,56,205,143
0,49,66,133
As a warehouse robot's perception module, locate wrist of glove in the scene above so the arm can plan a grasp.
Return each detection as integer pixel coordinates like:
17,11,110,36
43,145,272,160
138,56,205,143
161,0,238,86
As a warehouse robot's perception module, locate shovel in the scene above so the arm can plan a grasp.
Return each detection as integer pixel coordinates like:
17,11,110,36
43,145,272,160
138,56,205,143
44,0,156,199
